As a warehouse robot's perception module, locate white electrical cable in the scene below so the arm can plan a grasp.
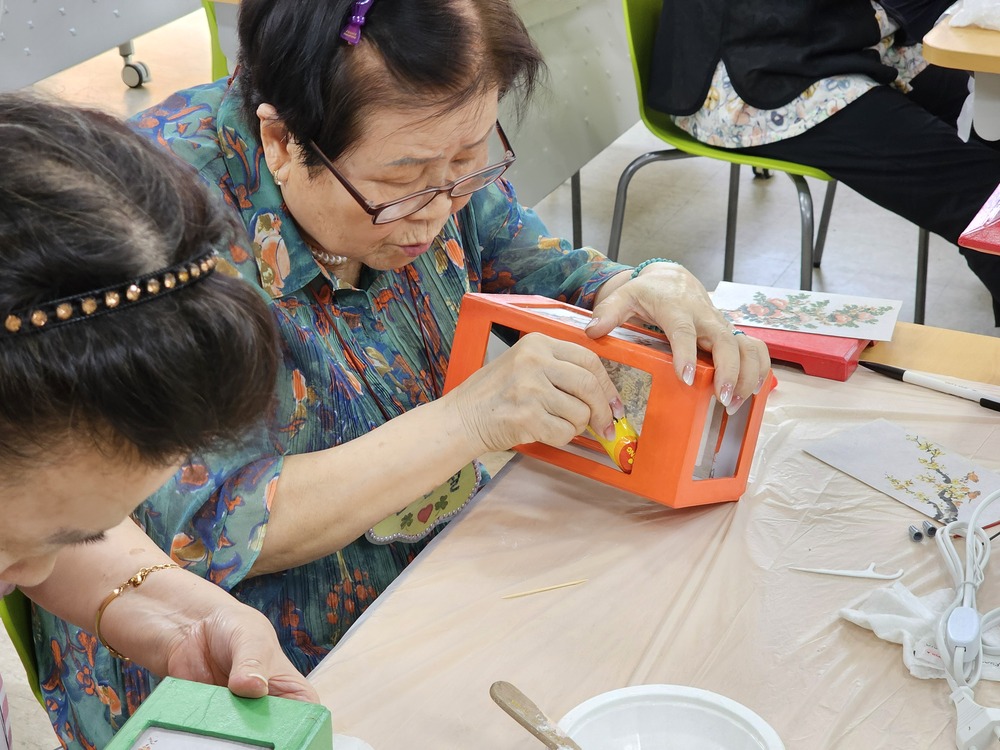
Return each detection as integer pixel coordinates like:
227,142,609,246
936,487,1000,690
933,487,1000,749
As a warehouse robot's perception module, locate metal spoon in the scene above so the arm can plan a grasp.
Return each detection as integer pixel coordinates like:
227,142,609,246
489,680,585,750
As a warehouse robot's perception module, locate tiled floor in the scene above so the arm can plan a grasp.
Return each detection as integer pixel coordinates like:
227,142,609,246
5,7,998,750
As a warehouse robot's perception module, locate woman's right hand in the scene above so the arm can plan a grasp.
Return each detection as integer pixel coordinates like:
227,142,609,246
245,335,622,574
448,332,623,454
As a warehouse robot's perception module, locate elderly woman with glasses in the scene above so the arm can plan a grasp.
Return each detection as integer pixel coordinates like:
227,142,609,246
35,0,769,745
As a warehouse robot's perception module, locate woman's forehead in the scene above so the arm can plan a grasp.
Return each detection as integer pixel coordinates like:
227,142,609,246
351,92,499,165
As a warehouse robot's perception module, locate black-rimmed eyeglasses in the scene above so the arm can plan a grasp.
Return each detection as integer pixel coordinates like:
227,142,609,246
308,121,516,225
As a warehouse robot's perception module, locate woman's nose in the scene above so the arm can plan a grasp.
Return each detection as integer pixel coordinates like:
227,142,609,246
411,190,464,227
0,551,60,588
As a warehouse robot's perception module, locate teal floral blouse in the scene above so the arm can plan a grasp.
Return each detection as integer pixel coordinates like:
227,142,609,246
32,77,629,749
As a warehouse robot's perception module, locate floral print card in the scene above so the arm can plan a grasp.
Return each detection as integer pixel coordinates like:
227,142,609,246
712,282,901,340
804,419,1000,525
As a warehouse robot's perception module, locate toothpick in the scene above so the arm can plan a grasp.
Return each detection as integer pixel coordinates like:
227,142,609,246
501,579,588,599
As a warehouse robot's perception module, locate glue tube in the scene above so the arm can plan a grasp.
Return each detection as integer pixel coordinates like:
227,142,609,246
588,417,639,474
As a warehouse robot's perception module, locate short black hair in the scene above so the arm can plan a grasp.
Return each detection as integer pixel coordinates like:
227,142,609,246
236,0,544,165
0,93,279,470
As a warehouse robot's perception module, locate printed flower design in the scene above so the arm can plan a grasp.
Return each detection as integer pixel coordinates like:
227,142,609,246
886,437,982,523
722,292,892,331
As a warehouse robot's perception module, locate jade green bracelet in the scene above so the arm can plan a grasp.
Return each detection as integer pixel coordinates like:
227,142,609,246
630,257,679,280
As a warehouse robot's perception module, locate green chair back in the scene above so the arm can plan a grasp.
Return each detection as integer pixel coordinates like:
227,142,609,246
0,589,43,706
621,0,832,180
202,1,231,81
616,0,929,323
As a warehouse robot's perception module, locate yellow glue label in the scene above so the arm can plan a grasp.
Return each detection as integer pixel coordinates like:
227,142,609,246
589,417,639,473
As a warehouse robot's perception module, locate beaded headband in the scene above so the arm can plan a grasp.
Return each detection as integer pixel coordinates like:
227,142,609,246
340,0,374,45
2,250,218,338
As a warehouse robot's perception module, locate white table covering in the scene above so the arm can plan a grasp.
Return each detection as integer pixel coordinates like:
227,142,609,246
309,365,1000,749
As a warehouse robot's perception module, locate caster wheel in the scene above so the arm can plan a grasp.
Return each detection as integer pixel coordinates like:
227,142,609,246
121,61,151,89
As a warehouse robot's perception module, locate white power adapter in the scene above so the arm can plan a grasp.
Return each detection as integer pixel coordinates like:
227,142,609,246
953,687,1000,750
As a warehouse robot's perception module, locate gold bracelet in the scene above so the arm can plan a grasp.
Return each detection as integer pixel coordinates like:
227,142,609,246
94,563,180,661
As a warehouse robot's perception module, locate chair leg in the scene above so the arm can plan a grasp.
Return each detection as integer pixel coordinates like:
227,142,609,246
813,181,837,268
915,227,929,325
571,172,583,249
724,164,740,282
787,174,815,291
607,150,698,262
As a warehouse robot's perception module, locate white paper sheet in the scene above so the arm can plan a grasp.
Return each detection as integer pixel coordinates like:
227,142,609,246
804,418,1000,525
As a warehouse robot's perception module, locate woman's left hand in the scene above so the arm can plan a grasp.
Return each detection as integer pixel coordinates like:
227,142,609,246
586,262,770,411
21,519,320,704
159,581,319,702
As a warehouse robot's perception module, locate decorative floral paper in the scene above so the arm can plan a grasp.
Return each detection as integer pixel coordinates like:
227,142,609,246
530,306,672,352
805,419,1000,525
712,282,901,340
524,306,659,428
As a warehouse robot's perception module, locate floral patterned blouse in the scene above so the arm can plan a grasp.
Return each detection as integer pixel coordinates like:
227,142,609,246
674,4,927,148
32,77,629,749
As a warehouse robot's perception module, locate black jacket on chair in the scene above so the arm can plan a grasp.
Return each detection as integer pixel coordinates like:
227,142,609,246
880,0,954,44
647,0,899,115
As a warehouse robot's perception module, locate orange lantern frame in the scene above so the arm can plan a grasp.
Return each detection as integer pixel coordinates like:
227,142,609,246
443,294,776,509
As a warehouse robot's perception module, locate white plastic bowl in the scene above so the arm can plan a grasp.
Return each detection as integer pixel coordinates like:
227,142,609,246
557,685,784,750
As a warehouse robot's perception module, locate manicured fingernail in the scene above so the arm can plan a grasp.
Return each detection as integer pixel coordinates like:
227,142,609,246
603,424,617,441
682,363,695,386
753,376,765,394
719,383,734,407
726,395,744,415
586,316,600,329
610,398,625,420
247,673,269,690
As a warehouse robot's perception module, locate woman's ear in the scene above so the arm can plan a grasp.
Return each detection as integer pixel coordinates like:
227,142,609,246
257,103,291,184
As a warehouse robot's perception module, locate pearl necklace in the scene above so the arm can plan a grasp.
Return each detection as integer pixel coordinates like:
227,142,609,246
309,247,349,266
